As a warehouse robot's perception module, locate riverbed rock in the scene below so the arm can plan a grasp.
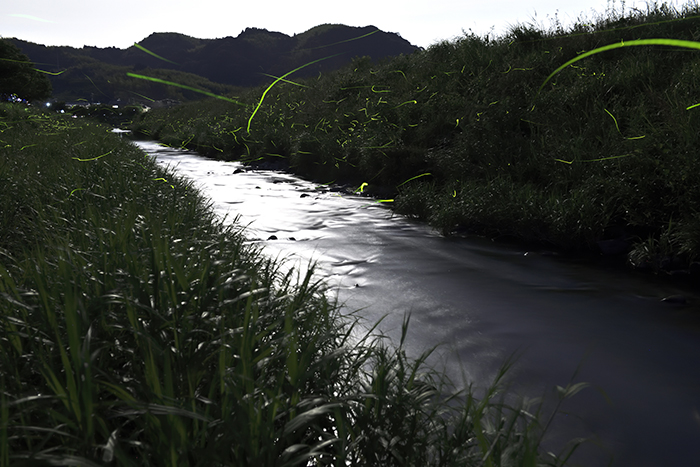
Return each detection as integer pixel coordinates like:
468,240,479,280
661,295,688,305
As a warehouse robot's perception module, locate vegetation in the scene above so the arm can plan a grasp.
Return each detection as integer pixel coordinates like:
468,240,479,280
132,1,700,274
7,25,417,103
0,39,51,101
0,104,588,465
67,103,146,127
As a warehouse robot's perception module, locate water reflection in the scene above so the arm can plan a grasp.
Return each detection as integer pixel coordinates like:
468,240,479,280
136,140,700,466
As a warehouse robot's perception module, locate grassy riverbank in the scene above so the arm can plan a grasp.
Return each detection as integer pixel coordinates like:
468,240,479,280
132,2,700,274
0,104,588,464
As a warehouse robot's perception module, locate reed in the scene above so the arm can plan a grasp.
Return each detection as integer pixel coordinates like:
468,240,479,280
1,105,589,465
131,0,700,271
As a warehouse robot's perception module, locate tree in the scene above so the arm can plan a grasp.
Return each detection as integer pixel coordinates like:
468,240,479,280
0,39,52,101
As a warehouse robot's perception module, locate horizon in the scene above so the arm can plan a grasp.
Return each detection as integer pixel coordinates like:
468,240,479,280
2,0,683,51
7,24,414,50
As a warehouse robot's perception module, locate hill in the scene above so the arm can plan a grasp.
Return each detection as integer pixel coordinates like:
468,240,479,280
7,25,419,103
131,2,700,273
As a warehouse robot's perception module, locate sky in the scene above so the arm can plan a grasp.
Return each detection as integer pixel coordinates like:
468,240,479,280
0,0,682,50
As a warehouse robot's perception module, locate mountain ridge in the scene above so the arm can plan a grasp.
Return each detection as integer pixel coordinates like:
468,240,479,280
7,24,420,102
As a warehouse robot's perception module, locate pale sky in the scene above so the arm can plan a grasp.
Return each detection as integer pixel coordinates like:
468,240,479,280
0,0,678,49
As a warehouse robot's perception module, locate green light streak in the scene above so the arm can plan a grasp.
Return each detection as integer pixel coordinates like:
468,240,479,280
9,14,54,23
72,149,113,162
247,54,342,133
396,173,432,188
302,28,380,51
126,73,246,105
0,58,65,75
259,73,308,87
604,109,645,140
84,73,110,98
152,177,175,188
133,43,178,65
554,154,633,164
128,90,156,102
35,69,65,76
540,38,700,93
391,100,417,109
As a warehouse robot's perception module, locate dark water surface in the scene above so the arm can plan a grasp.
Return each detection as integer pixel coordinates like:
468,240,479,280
136,140,700,466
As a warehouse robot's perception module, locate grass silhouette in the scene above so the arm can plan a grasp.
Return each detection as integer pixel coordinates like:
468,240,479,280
0,103,590,465
132,1,700,272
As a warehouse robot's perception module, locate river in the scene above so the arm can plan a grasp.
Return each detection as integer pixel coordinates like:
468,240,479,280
135,139,700,466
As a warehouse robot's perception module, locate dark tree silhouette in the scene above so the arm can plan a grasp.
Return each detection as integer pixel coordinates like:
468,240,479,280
0,39,52,101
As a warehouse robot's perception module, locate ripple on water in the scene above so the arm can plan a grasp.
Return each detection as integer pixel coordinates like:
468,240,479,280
136,140,700,467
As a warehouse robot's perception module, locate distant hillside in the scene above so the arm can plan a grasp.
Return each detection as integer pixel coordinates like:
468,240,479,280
8,25,419,103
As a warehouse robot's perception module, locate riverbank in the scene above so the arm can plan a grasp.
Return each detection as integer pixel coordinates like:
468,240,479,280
0,104,589,464
132,2,700,277
137,137,700,466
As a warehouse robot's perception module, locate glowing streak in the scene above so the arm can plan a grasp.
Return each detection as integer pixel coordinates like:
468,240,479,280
301,28,380,51
133,43,178,65
152,178,175,188
363,141,394,149
260,74,307,87
604,109,645,139
68,188,85,197
247,54,342,133
371,85,391,93
9,14,53,23
127,73,246,105
128,91,155,102
0,57,65,77
20,144,37,150
72,149,113,161
181,134,194,148
396,173,432,188
554,154,633,164
687,103,700,110
355,182,368,193
35,69,65,76
84,74,109,98
391,100,417,109
540,38,700,93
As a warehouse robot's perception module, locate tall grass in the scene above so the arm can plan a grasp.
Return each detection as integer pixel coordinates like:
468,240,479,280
0,104,589,464
131,1,700,273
